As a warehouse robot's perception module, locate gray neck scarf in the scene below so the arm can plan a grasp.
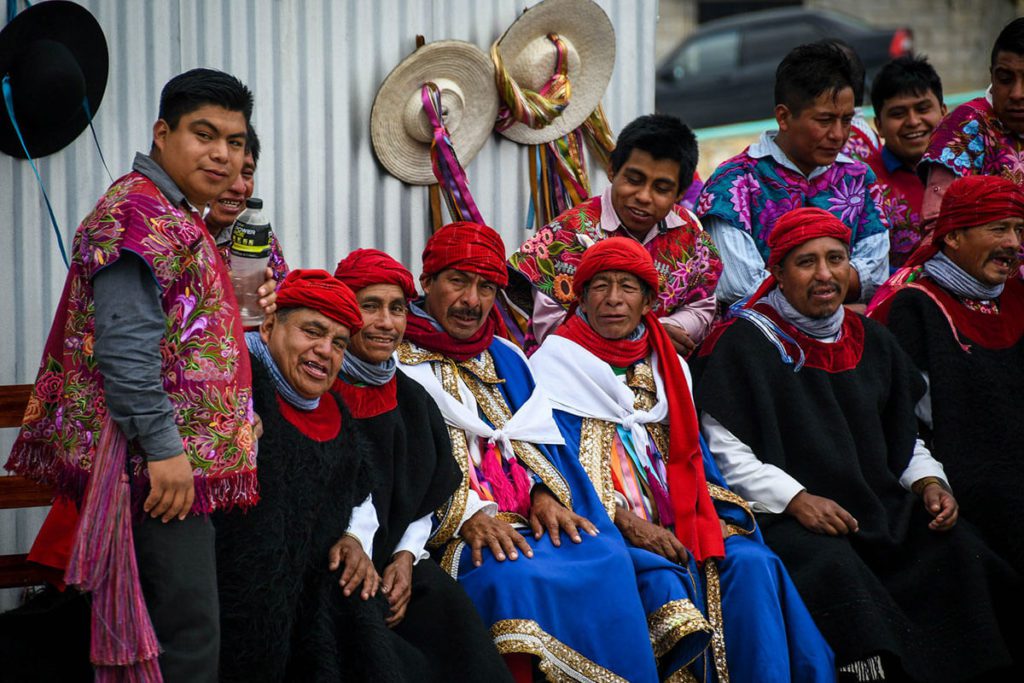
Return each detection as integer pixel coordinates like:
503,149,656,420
341,352,397,387
765,288,845,340
924,251,1004,301
245,331,320,410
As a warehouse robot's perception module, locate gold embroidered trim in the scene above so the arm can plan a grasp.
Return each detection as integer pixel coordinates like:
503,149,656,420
578,418,618,519
626,359,657,394
439,538,466,578
707,483,756,536
428,421,471,548
491,619,629,683
647,598,713,659
705,559,730,683
665,667,699,683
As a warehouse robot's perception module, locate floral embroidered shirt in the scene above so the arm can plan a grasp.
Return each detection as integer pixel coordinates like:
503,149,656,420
508,186,722,345
697,131,890,304
867,146,926,270
920,94,1024,185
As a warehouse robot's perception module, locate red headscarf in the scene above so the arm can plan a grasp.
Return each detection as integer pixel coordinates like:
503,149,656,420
276,269,363,332
745,207,852,306
334,248,417,298
557,238,725,562
421,221,509,287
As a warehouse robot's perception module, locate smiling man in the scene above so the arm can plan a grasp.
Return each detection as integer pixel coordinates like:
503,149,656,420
529,237,835,682
508,114,722,355
920,18,1024,233
870,176,1024,579
6,68,256,682
694,207,1020,681
398,221,669,682
866,56,947,269
698,42,889,307
332,248,510,681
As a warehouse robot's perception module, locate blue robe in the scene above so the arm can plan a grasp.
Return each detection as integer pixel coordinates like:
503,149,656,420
423,339,666,682
554,407,836,683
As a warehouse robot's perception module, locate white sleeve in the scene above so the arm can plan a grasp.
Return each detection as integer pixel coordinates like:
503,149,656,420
915,372,932,429
454,488,498,536
392,514,433,565
899,439,950,492
849,231,890,302
701,412,805,513
703,216,770,306
344,495,379,557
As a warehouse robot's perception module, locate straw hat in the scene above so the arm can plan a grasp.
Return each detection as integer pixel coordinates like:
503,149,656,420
0,1,108,159
371,40,498,186
494,0,615,145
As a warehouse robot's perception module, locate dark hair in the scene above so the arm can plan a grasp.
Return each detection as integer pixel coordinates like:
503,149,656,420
774,43,855,114
158,68,253,129
992,17,1024,68
870,55,943,115
610,114,698,189
820,38,866,105
246,124,261,166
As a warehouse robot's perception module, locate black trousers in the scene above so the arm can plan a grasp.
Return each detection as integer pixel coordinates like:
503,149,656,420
133,513,219,683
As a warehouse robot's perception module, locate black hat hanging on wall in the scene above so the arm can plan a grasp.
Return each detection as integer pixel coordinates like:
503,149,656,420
0,0,109,159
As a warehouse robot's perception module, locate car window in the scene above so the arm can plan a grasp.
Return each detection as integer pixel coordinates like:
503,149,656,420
669,30,739,80
739,22,823,66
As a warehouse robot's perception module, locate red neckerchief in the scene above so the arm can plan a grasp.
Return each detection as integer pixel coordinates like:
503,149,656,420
404,307,506,362
558,312,725,562
332,376,398,419
277,394,342,442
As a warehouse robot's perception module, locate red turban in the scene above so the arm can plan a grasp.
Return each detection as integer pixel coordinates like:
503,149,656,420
276,269,363,332
421,221,508,287
334,248,416,298
766,207,852,268
572,237,660,297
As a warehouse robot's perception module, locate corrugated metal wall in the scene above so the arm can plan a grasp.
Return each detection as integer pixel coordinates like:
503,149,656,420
0,0,657,608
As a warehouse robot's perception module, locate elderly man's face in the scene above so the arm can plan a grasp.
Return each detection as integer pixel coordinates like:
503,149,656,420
942,217,1024,286
579,270,654,340
260,308,350,399
420,269,498,340
991,51,1024,135
771,237,851,318
348,284,408,364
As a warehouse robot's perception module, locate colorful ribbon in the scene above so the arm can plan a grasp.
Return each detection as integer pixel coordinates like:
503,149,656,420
493,33,571,132
421,82,484,225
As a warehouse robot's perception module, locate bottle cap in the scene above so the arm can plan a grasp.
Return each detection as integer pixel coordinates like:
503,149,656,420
245,198,263,209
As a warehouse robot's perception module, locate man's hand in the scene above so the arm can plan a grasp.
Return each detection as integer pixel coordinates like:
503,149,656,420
145,453,195,522
257,267,278,316
459,510,533,567
328,535,380,600
785,491,859,535
662,323,697,356
614,506,689,565
529,487,598,546
920,481,958,531
381,551,414,628
252,412,264,439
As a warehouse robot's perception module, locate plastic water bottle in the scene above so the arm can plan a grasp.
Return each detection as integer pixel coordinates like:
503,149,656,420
230,198,272,327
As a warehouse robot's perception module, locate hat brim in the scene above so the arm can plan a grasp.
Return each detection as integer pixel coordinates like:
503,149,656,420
495,0,615,145
371,40,498,186
0,1,109,159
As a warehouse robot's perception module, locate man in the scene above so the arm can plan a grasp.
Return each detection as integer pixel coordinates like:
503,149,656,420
919,18,1024,231
215,269,429,682
508,114,722,355
6,69,257,681
694,207,1019,681
869,176,1024,576
529,237,835,682
398,221,679,682
205,124,290,301
828,38,882,163
698,43,889,307
332,248,512,681
866,56,947,268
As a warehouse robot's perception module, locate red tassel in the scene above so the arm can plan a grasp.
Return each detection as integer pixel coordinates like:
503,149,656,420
480,442,518,514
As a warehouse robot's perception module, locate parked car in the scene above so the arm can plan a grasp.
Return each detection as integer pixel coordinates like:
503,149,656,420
655,8,913,129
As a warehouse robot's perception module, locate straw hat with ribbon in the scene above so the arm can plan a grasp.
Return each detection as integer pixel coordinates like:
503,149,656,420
0,0,108,159
492,0,615,145
371,39,498,186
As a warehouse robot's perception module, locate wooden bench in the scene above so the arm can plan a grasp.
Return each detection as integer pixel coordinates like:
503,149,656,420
0,384,61,589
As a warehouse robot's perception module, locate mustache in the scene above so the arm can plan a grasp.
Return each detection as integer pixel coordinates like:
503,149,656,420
807,283,840,296
449,305,482,320
990,249,1020,260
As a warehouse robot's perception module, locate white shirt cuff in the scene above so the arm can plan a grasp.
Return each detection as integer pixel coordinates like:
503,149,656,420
899,439,949,492
393,514,433,565
344,494,379,557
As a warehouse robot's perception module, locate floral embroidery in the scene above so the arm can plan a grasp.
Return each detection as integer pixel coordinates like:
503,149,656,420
922,98,1024,186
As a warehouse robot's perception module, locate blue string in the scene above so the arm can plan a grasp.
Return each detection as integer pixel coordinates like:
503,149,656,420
82,97,114,182
2,75,70,268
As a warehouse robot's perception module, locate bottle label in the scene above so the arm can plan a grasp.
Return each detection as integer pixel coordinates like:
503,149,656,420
231,220,271,258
